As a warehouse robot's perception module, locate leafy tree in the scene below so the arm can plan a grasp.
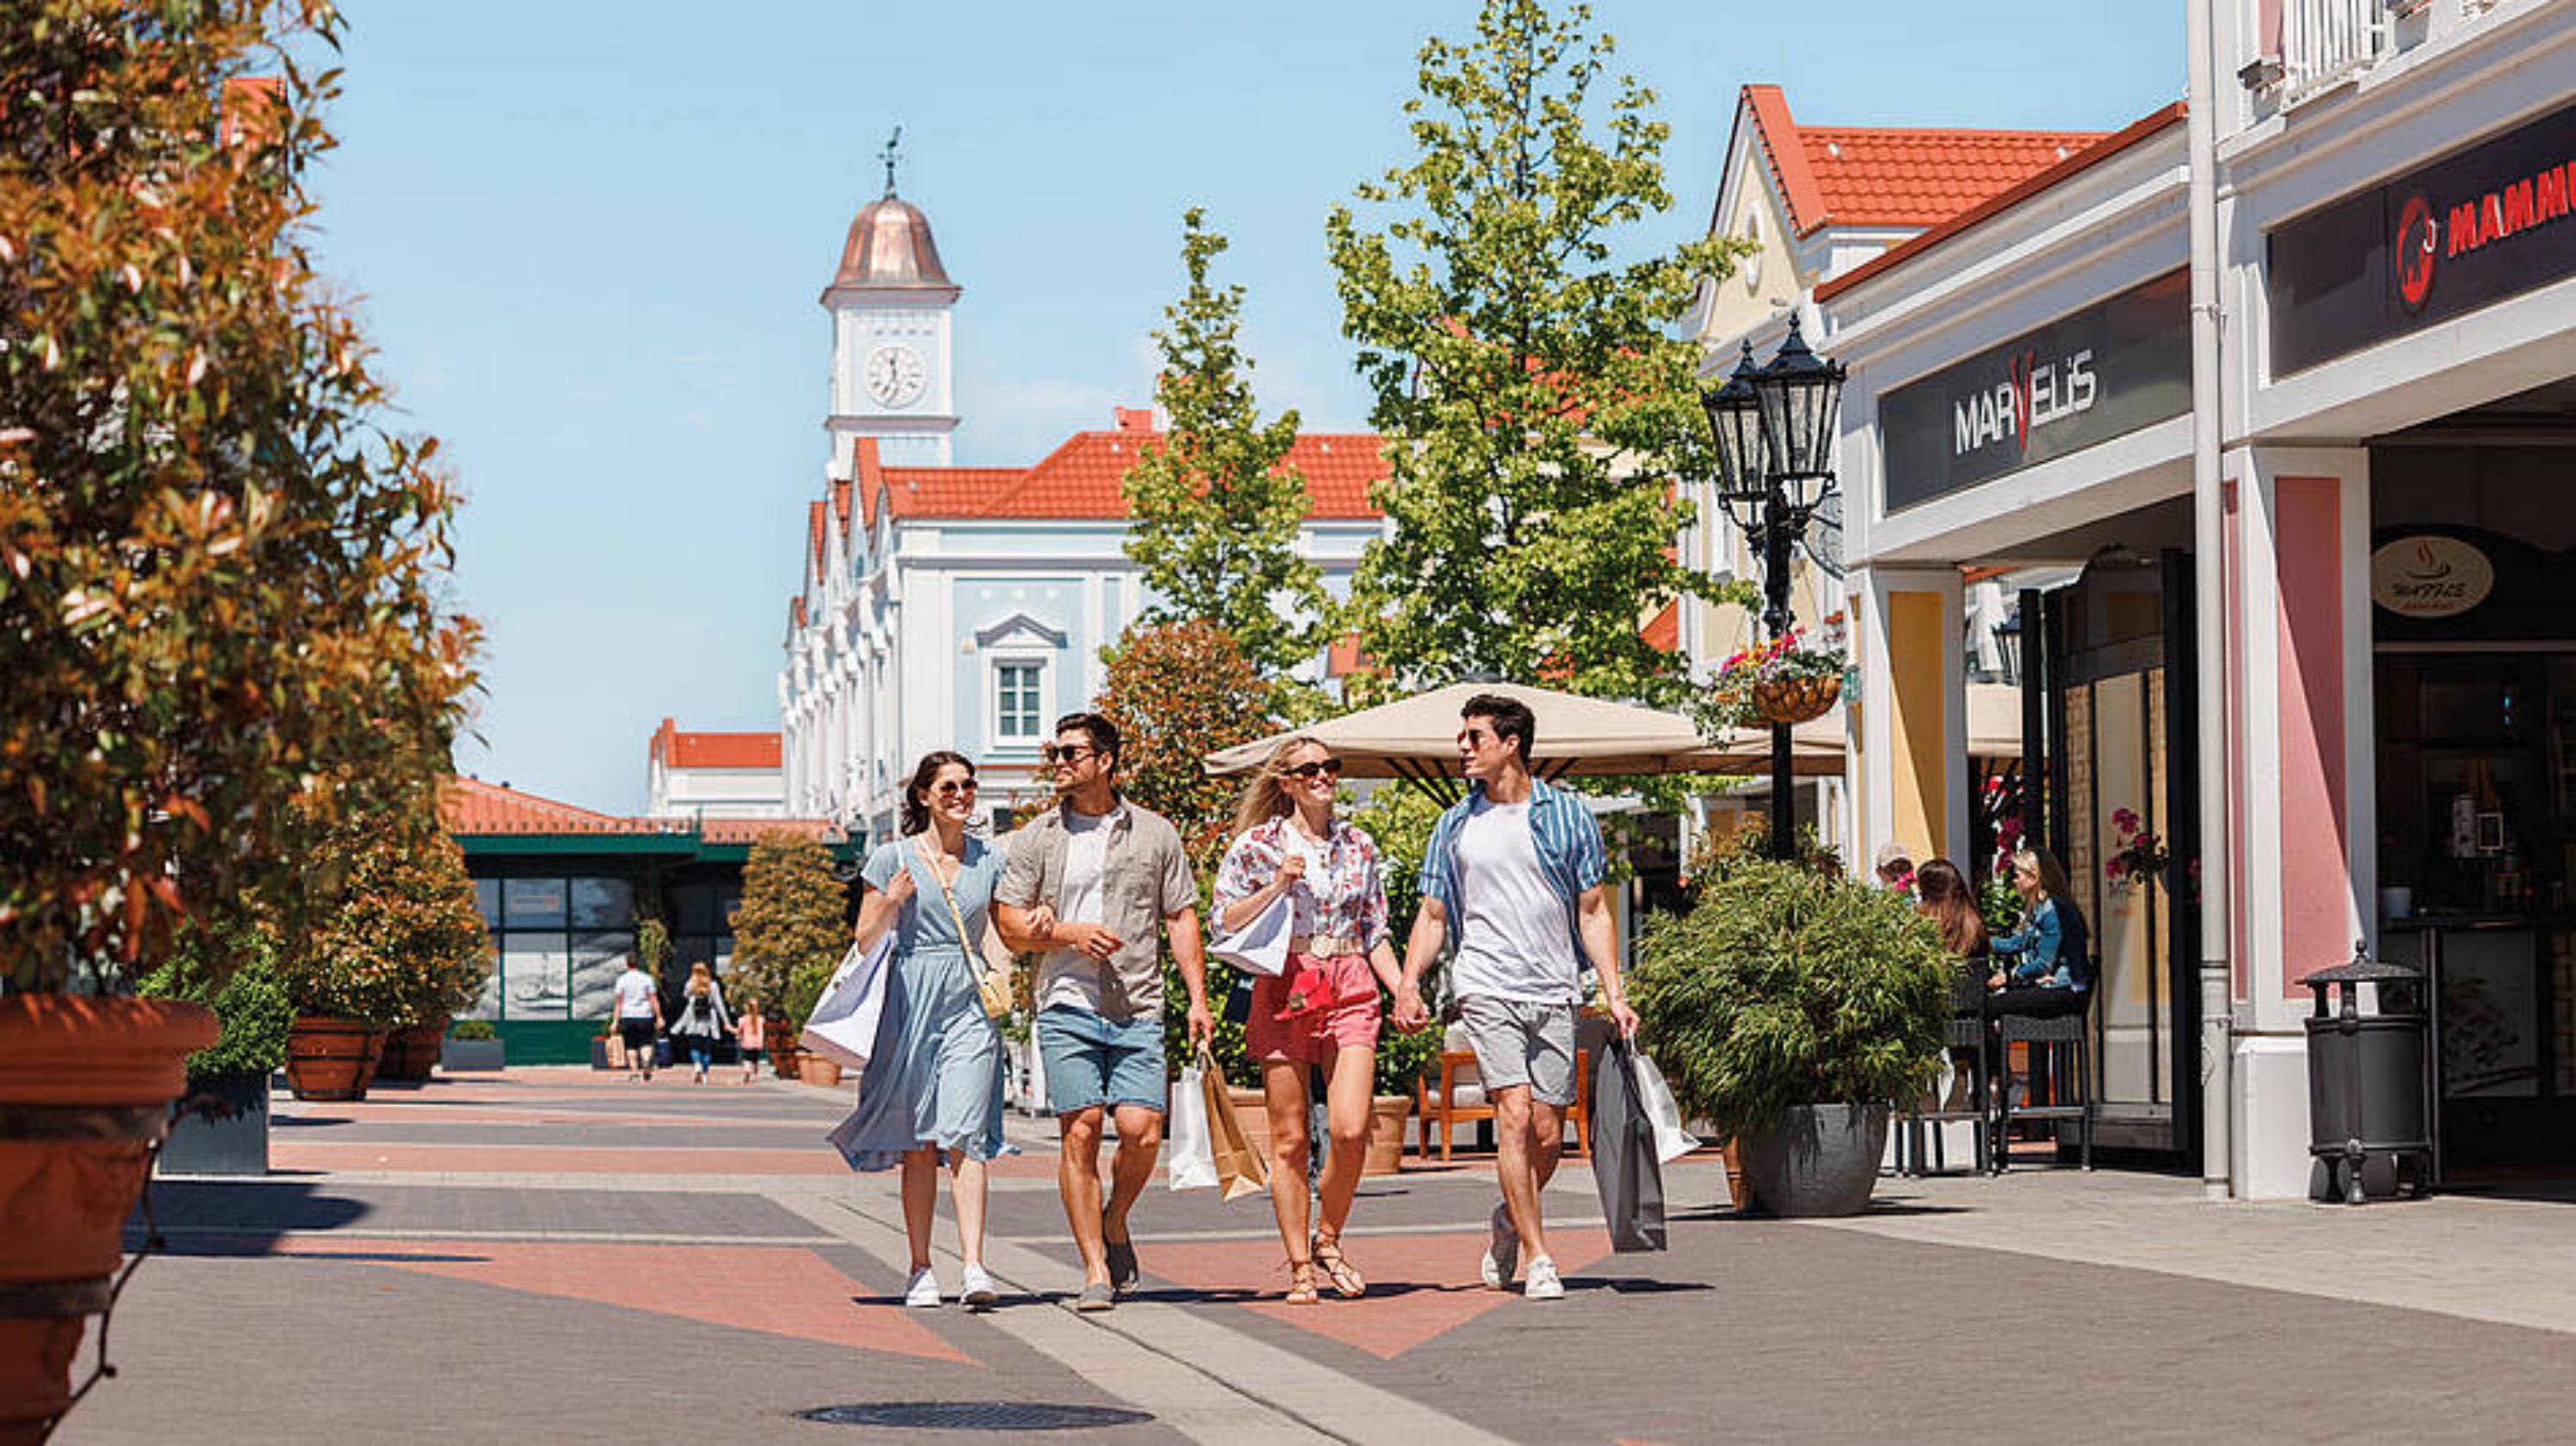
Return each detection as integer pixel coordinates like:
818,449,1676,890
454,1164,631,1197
1121,210,1327,688
729,832,849,1022
279,791,487,1027
0,3,479,991
1094,619,1277,872
1326,0,1736,706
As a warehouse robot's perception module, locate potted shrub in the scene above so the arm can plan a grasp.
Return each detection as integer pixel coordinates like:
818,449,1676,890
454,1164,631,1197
0,5,477,1431
377,833,490,1082
442,1019,504,1072
781,957,839,1085
1631,856,1951,1217
730,835,851,1084
141,924,295,1177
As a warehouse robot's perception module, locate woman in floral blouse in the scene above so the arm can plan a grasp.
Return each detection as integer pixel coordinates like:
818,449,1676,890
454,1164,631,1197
1212,735,1402,1305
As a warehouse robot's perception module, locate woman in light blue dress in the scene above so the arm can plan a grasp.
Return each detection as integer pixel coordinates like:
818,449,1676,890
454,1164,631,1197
827,750,1012,1308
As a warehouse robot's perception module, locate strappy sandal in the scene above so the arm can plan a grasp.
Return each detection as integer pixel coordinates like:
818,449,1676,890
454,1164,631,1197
1311,1236,1365,1298
1283,1258,1320,1306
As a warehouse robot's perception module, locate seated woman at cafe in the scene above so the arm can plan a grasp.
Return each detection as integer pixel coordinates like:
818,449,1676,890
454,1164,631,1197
1987,847,2092,1019
1913,858,1989,1110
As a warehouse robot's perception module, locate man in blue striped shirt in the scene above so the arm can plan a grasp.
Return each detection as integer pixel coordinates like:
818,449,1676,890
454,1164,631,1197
1394,693,1638,1302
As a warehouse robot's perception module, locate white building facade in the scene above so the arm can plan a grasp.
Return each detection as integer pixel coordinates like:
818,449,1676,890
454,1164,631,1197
644,719,787,820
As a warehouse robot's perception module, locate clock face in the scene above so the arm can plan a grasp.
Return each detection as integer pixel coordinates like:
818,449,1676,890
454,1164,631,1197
864,343,927,409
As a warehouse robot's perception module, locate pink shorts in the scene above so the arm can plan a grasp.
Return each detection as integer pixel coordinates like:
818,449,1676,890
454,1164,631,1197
1246,952,1382,1064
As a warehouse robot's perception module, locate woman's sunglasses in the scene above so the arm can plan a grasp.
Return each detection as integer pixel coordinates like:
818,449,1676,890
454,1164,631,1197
929,779,979,798
1284,758,1344,781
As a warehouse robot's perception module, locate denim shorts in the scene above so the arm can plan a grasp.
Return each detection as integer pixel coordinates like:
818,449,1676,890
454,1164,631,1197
1036,1005,1168,1116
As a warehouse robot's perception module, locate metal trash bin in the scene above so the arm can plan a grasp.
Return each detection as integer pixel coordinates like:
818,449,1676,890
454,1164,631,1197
2299,941,2433,1205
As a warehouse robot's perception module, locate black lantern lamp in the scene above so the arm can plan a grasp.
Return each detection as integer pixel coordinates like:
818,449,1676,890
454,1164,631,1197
1752,313,1846,496
1701,339,1771,524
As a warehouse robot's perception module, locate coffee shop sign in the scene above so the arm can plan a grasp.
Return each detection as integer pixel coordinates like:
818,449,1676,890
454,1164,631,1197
1953,349,2097,459
2371,535,2494,618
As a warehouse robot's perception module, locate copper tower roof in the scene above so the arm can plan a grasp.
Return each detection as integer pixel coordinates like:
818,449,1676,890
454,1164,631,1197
828,192,955,293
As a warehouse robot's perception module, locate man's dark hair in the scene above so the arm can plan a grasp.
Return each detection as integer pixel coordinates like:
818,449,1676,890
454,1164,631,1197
1054,711,1121,773
1461,693,1534,765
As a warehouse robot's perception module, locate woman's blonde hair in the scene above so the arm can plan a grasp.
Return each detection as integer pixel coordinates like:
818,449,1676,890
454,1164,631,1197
1230,734,1329,841
685,961,713,995
2014,846,2075,903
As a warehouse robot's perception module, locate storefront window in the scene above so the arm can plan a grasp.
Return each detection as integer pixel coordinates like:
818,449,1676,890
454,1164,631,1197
501,933,570,1019
502,877,567,930
569,932,633,1018
474,878,501,930
569,877,633,930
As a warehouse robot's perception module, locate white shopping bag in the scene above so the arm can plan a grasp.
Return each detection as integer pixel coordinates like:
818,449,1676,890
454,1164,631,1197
1631,1049,1700,1165
799,934,895,1071
1210,890,1291,977
1166,1059,1218,1191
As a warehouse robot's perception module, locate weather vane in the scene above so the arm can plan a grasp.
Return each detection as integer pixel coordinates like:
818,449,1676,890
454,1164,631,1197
879,126,902,198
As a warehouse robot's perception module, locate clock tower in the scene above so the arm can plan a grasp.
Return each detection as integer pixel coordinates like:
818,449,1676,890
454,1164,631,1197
823,137,959,471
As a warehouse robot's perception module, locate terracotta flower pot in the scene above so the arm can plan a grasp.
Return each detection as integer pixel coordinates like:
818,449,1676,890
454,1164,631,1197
376,1020,447,1082
283,1016,383,1102
799,1054,844,1087
0,994,218,1442
1362,1095,1413,1176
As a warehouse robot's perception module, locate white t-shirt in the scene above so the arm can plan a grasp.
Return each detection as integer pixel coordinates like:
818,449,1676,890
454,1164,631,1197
1283,826,1334,935
1449,798,1578,1003
1042,805,1117,1012
611,969,658,1020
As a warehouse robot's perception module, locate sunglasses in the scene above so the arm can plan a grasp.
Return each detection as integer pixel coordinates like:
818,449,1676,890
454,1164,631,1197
929,779,979,798
1040,743,1097,766
1284,758,1343,781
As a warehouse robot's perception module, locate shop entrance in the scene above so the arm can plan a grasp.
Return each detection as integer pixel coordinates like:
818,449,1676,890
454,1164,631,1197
2372,410,2576,1180
2020,548,2203,1160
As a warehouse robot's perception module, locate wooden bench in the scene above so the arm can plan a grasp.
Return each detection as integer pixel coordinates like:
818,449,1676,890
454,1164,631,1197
1415,1045,1591,1161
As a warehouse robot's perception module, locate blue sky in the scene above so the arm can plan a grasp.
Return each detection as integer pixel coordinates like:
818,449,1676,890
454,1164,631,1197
315,1,2179,814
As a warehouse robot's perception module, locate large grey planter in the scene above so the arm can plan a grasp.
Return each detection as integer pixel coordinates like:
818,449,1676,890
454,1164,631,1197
159,1073,270,1176
441,1037,505,1072
1737,1103,1889,1218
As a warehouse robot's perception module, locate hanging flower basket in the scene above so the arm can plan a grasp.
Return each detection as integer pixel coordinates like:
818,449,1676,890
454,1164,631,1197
1753,673,1841,726
1701,626,1848,732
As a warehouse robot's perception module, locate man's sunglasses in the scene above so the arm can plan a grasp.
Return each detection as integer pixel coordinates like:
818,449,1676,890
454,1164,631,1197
1285,758,1344,781
929,779,979,798
1040,744,1097,766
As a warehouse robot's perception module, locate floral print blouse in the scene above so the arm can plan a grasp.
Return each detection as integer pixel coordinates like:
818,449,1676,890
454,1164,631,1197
1212,816,1391,955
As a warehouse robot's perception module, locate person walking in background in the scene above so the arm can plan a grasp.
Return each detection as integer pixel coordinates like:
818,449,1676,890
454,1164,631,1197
994,713,1213,1313
1913,858,1990,1114
828,751,1013,1309
670,962,733,1083
1213,736,1402,1304
1392,693,1639,1303
611,954,662,1082
734,996,767,1084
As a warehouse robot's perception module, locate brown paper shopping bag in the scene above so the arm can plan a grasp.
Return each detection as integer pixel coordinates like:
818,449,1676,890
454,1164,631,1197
1201,1060,1272,1203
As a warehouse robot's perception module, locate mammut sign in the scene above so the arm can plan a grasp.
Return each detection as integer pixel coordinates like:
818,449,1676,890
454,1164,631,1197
2272,100,2576,374
1880,270,2189,512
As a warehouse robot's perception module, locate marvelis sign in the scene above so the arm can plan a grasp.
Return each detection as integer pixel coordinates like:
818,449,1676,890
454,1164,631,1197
2271,100,2576,374
1879,270,2190,511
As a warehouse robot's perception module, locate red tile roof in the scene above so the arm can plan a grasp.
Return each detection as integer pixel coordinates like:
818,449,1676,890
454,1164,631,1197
440,776,840,842
1739,85,2109,239
648,719,782,771
1814,103,2187,303
1643,602,1679,653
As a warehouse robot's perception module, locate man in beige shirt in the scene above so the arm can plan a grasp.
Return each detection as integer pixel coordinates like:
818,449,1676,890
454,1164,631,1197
996,711,1212,1311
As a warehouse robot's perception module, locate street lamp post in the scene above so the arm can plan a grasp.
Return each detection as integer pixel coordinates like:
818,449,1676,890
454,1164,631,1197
1700,317,1847,861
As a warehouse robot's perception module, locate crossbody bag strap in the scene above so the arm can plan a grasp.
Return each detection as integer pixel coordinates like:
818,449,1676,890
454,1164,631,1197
914,835,976,951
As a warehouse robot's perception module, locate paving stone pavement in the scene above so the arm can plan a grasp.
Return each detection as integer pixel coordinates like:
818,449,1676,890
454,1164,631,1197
47,1066,2576,1444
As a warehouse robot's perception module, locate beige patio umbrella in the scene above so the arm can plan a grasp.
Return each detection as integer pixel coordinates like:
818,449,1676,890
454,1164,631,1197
1203,681,1843,800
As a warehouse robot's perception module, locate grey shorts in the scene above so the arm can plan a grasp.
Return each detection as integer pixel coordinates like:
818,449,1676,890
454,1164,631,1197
1457,995,1578,1108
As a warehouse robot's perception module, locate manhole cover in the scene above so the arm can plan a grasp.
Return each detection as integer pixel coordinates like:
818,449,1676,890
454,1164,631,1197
797,1401,1154,1431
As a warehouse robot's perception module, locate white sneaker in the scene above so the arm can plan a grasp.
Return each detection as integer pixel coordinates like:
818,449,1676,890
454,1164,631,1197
1479,1203,1518,1290
903,1267,942,1308
1522,1255,1564,1301
958,1264,999,1306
